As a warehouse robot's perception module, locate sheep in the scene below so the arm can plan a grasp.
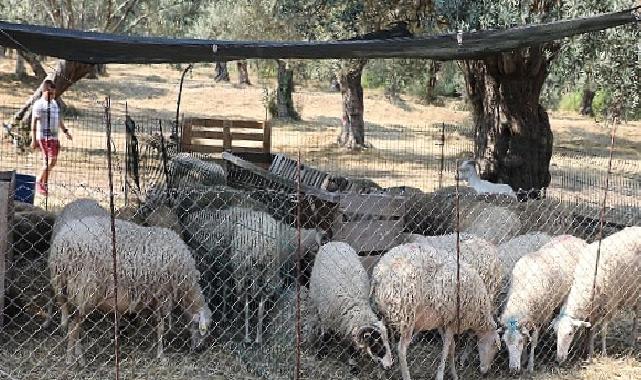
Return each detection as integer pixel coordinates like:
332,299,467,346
555,226,641,363
308,242,393,370
404,233,502,305
48,215,212,364
371,243,501,380
228,208,325,344
499,235,587,374
457,160,517,199
497,232,553,277
51,198,108,237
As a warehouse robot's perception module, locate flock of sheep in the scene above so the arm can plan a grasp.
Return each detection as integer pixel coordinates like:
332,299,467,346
25,154,640,380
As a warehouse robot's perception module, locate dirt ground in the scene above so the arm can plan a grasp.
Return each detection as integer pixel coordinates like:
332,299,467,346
1,57,639,379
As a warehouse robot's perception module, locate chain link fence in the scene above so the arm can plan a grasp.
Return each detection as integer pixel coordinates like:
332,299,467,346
0,102,639,380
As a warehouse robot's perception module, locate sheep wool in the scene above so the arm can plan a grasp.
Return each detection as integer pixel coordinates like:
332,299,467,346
372,243,499,380
309,242,393,368
556,226,641,362
51,198,108,237
408,233,502,305
500,235,587,372
497,232,553,276
48,215,211,363
227,208,323,344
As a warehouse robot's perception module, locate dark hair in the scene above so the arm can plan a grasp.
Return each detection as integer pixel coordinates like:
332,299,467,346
43,79,56,89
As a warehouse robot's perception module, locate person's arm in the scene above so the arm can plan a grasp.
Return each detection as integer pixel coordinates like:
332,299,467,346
60,118,72,140
30,104,39,149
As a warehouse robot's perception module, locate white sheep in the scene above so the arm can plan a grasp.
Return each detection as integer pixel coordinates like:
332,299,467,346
228,208,325,344
371,243,501,380
51,198,108,237
555,226,641,363
308,242,393,369
45,199,110,328
497,232,553,277
500,235,587,374
404,233,502,305
48,215,212,364
457,160,517,199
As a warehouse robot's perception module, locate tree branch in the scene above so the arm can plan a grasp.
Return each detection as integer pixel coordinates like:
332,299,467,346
108,0,141,33
123,15,148,33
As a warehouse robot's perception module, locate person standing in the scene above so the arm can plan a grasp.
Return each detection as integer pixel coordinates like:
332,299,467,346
30,79,72,196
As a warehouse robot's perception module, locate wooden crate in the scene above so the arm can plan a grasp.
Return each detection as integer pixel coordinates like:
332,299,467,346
332,193,406,253
181,118,271,154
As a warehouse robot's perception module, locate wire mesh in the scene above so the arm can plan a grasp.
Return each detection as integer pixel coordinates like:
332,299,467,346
0,101,639,380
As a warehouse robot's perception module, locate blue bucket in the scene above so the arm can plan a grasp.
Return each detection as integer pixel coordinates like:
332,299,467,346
14,173,36,204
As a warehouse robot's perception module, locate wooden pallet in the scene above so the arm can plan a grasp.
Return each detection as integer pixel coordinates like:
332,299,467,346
181,118,271,154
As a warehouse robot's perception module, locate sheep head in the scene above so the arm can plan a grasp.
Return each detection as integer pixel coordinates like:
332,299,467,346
457,160,478,181
189,306,213,353
554,315,591,362
352,321,393,369
501,318,531,373
477,327,501,375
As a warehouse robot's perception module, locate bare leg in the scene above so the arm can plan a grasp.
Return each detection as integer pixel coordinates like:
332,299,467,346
448,333,459,380
244,296,251,343
436,327,454,380
527,328,539,373
398,328,414,380
255,297,265,344
156,309,164,359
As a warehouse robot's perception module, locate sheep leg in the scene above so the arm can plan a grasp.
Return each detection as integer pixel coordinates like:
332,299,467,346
436,327,454,380
156,308,164,359
59,298,69,331
244,295,252,343
448,334,459,380
600,321,608,356
66,311,85,366
398,328,414,380
527,328,539,373
255,297,265,344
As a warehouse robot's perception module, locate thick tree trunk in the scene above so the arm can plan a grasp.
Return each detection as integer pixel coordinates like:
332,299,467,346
12,60,94,123
424,61,441,103
214,62,230,82
15,55,26,78
87,64,107,79
275,60,298,119
579,88,595,116
463,45,557,198
236,61,251,85
338,60,367,149
16,51,47,81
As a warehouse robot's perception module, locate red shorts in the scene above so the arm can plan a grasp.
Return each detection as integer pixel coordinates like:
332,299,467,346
39,139,60,159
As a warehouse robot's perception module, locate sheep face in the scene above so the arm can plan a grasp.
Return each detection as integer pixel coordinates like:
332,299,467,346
554,315,591,362
502,324,530,373
190,307,213,352
476,329,501,374
457,160,477,181
352,321,393,369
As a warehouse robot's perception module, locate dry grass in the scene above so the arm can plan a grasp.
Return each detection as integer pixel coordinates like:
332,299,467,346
1,57,639,379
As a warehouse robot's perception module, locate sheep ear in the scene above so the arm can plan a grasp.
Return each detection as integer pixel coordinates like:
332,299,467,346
352,326,371,348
